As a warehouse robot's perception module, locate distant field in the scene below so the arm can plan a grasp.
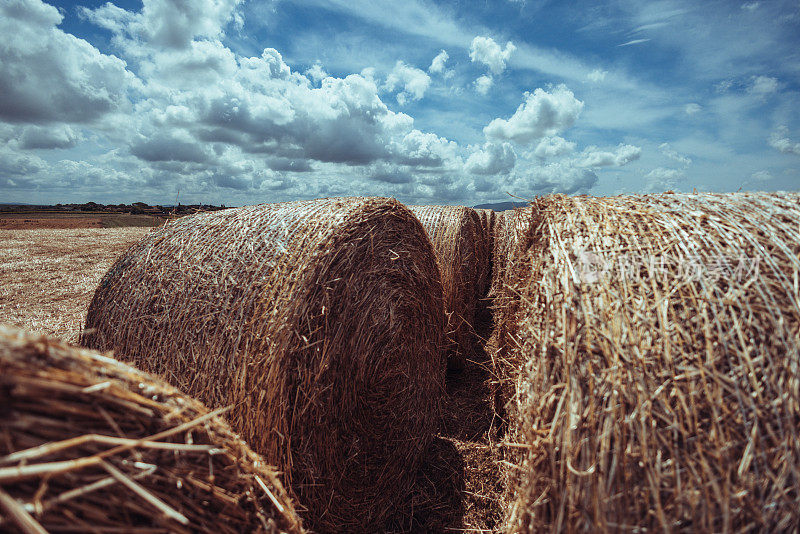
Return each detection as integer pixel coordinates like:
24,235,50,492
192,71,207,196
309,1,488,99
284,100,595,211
0,227,151,343
0,211,165,229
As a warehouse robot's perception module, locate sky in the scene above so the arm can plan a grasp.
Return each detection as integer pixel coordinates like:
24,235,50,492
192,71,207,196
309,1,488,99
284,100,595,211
1,0,799,206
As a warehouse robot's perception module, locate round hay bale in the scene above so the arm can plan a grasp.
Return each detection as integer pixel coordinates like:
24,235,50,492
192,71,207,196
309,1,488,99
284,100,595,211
488,208,532,300
0,324,302,534
500,192,800,532
406,205,490,371
81,197,446,533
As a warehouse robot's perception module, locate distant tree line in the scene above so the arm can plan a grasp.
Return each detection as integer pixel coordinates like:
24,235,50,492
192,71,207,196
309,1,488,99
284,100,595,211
0,202,229,216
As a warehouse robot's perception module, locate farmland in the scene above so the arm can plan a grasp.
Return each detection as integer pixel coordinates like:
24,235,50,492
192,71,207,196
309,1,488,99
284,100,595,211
0,225,151,343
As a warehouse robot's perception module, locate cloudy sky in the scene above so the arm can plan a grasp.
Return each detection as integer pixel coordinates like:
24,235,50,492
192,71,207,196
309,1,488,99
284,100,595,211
1,0,799,206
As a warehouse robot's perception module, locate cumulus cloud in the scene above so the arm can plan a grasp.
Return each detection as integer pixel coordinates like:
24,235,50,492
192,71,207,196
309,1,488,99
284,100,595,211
470,36,516,75
0,146,46,177
587,69,607,83
428,50,449,74
19,125,81,150
474,75,494,95
644,167,685,192
305,63,328,84
750,170,772,181
748,75,778,95
0,0,135,124
465,142,516,175
769,126,800,155
659,143,692,166
0,0,648,205
514,162,597,195
82,0,244,51
576,144,641,167
130,131,210,163
388,130,458,167
484,85,584,144
384,61,431,104
534,136,576,158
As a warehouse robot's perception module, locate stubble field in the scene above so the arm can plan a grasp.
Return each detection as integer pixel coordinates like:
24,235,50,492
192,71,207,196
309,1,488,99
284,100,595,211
0,226,152,343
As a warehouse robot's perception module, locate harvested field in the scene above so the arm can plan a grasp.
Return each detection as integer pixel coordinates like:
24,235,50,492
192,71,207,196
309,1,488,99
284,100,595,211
0,213,163,229
82,197,446,533
0,227,151,343
0,324,302,533
497,192,800,532
408,205,491,371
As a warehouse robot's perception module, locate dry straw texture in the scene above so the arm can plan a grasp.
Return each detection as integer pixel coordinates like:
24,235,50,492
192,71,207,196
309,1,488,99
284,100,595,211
82,197,445,533
489,209,532,299
407,205,490,370
0,324,302,534
499,192,800,532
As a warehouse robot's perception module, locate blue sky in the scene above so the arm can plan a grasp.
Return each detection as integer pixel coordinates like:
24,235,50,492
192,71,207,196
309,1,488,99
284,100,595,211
1,0,799,205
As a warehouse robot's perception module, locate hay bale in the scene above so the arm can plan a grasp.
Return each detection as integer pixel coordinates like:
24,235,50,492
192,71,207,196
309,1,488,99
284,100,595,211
0,324,302,534
407,205,490,371
489,208,532,300
500,192,800,532
81,197,445,533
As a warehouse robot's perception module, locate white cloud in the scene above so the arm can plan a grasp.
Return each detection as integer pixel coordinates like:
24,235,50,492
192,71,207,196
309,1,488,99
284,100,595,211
533,136,575,158
465,142,516,175
741,2,760,11
618,38,651,47
644,167,685,192
0,145,46,178
82,0,244,51
659,142,692,166
685,103,702,115
384,61,431,104
484,85,584,144
513,162,597,195
769,127,800,155
751,170,772,181
428,50,449,74
0,0,136,124
748,75,778,94
587,69,607,83
715,79,735,93
470,36,516,75
305,62,328,84
474,75,494,95
388,129,458,167
130,130,210,163
19,125,81,150
576,144,642,167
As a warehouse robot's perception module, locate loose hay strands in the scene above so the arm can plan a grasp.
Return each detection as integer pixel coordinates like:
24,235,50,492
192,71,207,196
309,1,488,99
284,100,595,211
489,208,531,300
408,205,491,371
82,197,446,533
499,192,800,532
0,324,302,534
475,209,498,297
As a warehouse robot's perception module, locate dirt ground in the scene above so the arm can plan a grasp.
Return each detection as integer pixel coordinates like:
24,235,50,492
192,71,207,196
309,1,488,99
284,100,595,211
0,227,151,343
0,212,163,229
0,223,506,532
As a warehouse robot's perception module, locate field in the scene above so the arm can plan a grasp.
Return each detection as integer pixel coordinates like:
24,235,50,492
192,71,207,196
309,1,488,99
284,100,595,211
0,211,164,229
0,225,152,343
